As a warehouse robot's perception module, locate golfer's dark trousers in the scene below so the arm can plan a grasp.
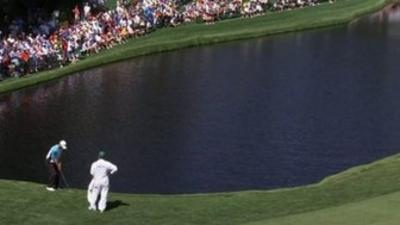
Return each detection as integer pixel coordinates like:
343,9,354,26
48,163,60,189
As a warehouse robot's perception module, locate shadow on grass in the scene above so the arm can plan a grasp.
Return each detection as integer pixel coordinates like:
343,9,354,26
106,200,130,211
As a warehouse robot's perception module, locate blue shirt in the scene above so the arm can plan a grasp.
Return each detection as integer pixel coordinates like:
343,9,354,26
48,145,63,163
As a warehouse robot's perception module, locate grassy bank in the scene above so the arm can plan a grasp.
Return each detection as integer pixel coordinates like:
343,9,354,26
1,154,400,225
245,191,400,225
0,0,391,95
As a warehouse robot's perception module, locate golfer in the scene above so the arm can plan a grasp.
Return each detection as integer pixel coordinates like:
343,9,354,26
45,140,67,191
88,151,118,213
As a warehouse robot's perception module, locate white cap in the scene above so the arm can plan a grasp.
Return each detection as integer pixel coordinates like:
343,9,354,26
59,140,67,150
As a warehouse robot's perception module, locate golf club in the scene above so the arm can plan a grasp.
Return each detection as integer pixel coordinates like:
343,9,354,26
60,170,70,188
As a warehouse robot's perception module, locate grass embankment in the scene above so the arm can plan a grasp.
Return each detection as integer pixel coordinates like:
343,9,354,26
2,154,400,225
0,0,392,94
245,192,400,225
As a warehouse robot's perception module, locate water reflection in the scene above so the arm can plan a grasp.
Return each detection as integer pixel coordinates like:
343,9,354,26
381,4,400,22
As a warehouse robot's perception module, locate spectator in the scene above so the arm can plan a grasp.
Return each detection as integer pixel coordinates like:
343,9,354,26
0,0,325,79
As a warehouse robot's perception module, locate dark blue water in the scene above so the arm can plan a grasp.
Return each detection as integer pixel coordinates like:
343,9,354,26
1,6,400,194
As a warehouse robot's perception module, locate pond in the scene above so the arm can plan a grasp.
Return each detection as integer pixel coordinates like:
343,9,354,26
1,5,400,194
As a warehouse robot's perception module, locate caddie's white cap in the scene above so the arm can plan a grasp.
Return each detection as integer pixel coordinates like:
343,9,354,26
59,140,67,150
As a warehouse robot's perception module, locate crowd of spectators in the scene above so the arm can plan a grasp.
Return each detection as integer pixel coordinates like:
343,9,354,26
0,0,328,80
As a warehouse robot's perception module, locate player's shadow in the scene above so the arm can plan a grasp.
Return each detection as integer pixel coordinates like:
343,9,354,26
106,200,129,211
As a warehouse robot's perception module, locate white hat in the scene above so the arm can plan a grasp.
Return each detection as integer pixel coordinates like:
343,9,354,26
59,140,67,150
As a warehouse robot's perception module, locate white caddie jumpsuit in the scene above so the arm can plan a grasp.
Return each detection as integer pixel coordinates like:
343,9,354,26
88,159,118,212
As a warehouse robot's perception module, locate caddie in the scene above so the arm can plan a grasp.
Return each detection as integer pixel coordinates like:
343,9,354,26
88,151,118,213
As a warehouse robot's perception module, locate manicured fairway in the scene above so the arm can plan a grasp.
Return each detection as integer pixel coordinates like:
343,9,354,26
245,191,400,225
1,154,400,225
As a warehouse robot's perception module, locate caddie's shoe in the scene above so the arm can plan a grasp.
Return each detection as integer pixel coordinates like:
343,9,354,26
88,206,96,211
46,187,55,192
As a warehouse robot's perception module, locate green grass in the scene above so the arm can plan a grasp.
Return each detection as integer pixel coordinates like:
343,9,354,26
0,0,392,95
2,154,400,225
245,191,400,225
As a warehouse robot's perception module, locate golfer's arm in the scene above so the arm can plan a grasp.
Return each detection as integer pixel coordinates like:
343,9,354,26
46,150,52,160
